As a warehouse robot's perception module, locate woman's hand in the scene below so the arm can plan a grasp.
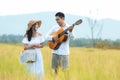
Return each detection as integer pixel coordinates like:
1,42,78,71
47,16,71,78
32,43,44,48
23,43,44,50
23,44,35,50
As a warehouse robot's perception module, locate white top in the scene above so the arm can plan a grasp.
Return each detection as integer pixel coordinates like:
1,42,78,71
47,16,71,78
46,24,74,55
22,35,44,44
22,35,45,51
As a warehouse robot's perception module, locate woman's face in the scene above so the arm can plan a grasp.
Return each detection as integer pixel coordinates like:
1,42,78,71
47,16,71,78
32,23,39,31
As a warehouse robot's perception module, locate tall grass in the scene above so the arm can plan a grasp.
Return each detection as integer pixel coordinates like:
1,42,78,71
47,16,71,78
0,43,120,80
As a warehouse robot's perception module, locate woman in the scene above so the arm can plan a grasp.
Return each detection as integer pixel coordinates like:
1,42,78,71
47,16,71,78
22,20,44,80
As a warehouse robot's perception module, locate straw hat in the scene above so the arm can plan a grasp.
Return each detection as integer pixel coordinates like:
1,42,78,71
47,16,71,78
27,20,42,31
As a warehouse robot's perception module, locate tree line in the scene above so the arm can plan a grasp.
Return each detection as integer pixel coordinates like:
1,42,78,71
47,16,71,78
0,34,120,48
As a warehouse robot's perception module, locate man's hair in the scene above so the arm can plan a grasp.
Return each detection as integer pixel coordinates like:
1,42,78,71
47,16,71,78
55,12,65,19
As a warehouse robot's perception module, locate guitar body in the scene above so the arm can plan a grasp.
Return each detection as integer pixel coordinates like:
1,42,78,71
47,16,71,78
48,28,68,50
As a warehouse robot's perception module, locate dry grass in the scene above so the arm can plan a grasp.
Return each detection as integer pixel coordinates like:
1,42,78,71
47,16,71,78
0,43,120,80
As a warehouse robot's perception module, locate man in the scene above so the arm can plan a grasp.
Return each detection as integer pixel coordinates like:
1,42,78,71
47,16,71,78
46,12,74,80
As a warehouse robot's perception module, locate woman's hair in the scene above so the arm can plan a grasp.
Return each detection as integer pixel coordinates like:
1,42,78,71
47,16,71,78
26,27,33,41
25,23,36,41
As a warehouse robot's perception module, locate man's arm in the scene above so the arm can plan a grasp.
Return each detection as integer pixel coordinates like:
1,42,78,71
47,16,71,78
68,25,75,39
45,26,56,41
68,25,74,32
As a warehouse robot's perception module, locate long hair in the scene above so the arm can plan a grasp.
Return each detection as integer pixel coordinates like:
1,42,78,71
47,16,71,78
25,27,33,41
24,23,36,41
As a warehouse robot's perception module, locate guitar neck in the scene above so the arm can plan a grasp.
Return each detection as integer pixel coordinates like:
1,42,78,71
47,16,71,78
58,24,74,38
57,19,82,38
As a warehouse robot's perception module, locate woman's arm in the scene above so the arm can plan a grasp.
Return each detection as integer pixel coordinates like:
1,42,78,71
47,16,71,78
32,42,44,48
23,44,35,50
23,43,44,50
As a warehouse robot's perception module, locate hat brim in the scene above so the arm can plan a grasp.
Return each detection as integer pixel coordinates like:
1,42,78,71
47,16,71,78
27,20,42,31
35,20,42,27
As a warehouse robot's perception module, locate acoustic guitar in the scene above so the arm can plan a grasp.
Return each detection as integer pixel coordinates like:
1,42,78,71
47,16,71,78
48,19,82,50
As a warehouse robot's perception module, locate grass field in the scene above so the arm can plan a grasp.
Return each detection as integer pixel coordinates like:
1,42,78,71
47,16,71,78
0,43,120,80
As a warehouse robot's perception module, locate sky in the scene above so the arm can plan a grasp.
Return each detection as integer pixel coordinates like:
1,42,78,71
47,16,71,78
0,0,120,20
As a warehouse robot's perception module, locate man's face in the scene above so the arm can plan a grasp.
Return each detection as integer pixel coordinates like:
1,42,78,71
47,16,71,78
55,16,64,26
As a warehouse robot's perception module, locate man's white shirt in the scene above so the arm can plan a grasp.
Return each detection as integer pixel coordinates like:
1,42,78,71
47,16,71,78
46,23,74,55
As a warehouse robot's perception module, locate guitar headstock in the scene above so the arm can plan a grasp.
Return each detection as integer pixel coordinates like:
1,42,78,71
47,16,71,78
74,19,82,26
